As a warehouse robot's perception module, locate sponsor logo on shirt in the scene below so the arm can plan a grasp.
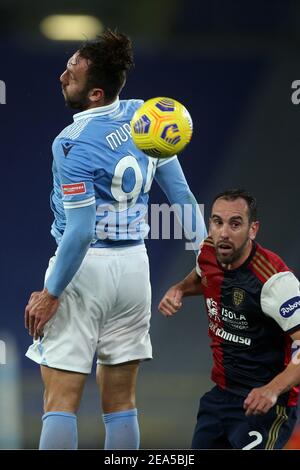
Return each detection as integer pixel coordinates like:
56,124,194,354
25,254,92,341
215,327,251,346
208,322,251,345
62,182,86,195
206,298,219,320
206,298,249,329
61,142,74,157
280,296,300,318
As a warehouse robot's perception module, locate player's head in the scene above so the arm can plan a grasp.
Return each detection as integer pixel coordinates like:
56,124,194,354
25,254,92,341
209,189,259,268
60,29,134,110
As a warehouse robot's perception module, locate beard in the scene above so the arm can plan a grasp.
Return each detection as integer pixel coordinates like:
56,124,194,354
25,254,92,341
62,87,90,111
215,236,250,266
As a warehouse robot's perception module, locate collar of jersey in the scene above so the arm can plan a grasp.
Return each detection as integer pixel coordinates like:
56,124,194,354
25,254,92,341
73,97,120,121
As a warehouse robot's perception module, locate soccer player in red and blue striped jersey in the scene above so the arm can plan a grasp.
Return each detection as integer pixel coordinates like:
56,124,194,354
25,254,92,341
159,189,300,449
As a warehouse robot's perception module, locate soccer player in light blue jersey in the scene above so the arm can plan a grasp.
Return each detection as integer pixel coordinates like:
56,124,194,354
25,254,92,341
25,29,206,450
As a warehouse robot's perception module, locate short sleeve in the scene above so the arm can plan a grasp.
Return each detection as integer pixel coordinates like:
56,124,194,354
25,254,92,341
195,240,204,277
57,142,95,210
261,271,300,333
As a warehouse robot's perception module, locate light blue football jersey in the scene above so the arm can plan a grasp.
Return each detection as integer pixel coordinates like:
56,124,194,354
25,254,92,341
50,98,173,247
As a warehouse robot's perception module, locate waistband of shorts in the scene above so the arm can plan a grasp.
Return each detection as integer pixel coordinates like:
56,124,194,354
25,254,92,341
86,243,147,256
91,239,144,249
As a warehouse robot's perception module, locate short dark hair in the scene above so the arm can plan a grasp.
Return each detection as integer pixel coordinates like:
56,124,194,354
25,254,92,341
212,189,258,223
78,29,134,101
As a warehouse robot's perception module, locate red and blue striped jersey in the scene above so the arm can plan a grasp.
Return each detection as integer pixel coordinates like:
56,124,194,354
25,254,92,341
197,237,300,406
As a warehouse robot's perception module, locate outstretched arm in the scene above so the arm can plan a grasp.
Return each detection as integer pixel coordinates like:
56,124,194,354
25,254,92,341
158,268,203,317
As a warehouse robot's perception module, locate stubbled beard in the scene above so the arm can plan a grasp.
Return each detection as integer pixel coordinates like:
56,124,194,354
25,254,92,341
216,237,249,266
63,88,90,111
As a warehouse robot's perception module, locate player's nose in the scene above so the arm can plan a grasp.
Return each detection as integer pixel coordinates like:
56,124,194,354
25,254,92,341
220,223,230,238
60,70,68,84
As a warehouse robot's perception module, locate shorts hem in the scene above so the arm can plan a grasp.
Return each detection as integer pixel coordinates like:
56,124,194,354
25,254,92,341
25,351,91,374
97,355,153,366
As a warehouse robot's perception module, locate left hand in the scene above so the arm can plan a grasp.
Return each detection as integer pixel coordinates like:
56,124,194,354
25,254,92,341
243,385,278,416
25,288,59,340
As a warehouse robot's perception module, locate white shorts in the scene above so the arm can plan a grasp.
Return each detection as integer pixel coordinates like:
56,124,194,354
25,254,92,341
25,245,152,373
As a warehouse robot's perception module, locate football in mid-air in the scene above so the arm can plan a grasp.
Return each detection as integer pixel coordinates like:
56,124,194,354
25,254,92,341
130,97,193,158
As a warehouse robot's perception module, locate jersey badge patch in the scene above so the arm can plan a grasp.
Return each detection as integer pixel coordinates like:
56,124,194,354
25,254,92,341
232,288,245,307
62,182,86,195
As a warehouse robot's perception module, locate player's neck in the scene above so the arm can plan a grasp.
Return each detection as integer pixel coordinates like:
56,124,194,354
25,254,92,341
85,97,116,110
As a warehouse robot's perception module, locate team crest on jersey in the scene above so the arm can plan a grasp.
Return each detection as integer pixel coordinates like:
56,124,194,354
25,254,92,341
232,288,245,307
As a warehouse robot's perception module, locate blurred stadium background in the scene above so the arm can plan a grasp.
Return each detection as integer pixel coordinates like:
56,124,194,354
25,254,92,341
1,0,300,449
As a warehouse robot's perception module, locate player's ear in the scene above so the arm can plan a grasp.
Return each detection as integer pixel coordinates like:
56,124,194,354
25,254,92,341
88,87,104,104
249,221,259,241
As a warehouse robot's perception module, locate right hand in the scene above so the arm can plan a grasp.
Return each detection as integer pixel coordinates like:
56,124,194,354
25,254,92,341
158,285,183,317
25,289,59,339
